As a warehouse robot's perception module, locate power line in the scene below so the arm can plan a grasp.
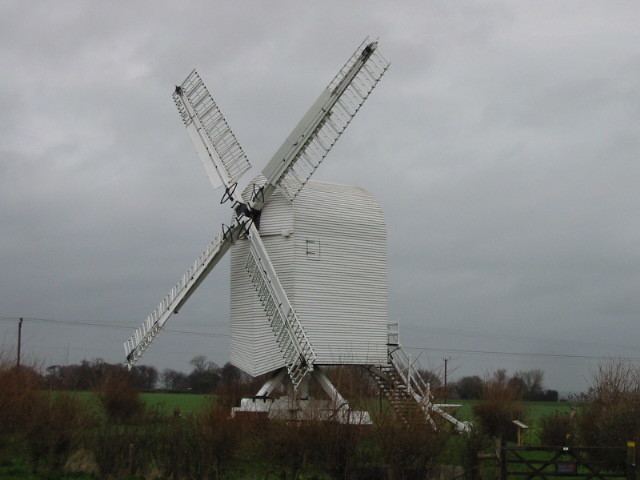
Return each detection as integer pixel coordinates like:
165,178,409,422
0,316,229,338
4,316,640,362
414,324,640,355
404,345,640,362
22,342,218,358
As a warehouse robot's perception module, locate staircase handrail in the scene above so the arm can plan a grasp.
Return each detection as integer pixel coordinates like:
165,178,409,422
389,346,429,401
388,344,472,433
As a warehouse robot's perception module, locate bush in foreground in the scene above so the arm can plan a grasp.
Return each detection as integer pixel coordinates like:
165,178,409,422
473,370,524,441
97,369,144,422
24,392,95,474
539,412,575,446
578,361,640,446
373,415,449,480
0,364,42,434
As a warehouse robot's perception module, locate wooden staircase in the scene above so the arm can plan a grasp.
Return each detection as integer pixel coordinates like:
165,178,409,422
368,363,432,426
366,323,471,432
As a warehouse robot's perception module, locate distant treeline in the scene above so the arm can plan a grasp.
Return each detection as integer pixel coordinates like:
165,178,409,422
43,356,558,401
453,369,559,401
43,355,262,395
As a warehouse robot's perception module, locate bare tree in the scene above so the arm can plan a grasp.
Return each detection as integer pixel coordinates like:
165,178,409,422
456,375,484,399
514,369,544,400
161,369,190,391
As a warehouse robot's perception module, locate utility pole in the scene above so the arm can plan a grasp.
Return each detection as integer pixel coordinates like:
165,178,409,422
443,357,449,403
16,317,23,368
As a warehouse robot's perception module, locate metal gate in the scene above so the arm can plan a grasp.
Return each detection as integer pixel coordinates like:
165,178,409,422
500,443,637,480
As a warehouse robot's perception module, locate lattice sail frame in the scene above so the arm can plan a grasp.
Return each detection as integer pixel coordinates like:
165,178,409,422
124,228,233,364
245,229,317,388
268,40,390,201
173,70,252,187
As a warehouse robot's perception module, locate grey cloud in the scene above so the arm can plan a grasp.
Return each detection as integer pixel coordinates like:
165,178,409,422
1,1,640,391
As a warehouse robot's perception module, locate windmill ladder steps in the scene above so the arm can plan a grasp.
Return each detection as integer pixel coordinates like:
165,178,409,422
369,365,429,426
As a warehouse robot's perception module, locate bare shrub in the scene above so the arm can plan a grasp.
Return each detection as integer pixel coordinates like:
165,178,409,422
373,411,449,480
24,392,95,473
63,448,99,477
97,369,143,422
87,409,247,479
148,417,197,479
196,405,242,479
89,423,158,477
0,363,42,433
258,420,324,479
473,370,524,440
577,361,640,467
317,421,368,479
539,412,575,446
587,361,640,405
459,425,492,480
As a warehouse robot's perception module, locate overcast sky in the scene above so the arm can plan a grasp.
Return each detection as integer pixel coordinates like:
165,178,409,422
1,1,639,393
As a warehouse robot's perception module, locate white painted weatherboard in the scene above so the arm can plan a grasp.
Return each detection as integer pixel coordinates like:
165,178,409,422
230,180,388,377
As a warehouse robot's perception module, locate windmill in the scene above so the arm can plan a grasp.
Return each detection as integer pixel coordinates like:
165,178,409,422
123,39,469,432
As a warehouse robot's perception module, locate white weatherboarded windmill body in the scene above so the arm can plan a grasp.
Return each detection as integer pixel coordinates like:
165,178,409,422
230,180,388,376
123,39,469,432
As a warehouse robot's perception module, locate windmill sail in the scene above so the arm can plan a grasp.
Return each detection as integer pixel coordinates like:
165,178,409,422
173,70,252,189
244,224,317,388
124,221,245,367
259,39,389,204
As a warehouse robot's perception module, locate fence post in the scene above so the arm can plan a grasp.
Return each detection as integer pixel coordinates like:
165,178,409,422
627,441,637,480
499,437,507,480
128,442,134,475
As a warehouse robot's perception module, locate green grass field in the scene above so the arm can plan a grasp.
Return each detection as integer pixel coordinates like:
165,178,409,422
64,390,215,415
452,399,573,423
140,392,214,414
72,391,574,429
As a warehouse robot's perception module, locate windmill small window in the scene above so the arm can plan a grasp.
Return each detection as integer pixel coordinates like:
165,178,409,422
305,239,321,259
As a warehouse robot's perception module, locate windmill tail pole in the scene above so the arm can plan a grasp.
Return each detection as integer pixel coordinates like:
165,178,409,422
431,403,472,433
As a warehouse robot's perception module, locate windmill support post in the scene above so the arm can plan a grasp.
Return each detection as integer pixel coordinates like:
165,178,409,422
255,368,288,397
312,368,349,411
233,366,370,424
